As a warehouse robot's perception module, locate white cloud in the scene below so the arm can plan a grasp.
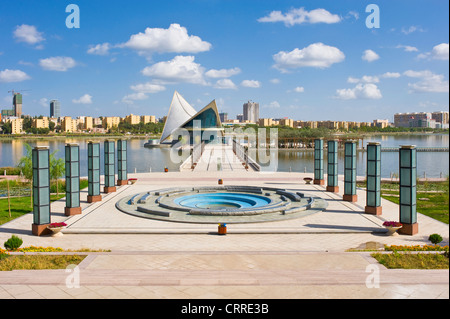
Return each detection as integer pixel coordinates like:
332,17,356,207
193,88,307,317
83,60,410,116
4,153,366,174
346,11,359,20
335,83,382,100
403,70,449,93
87,43,111,55
258,7,341,26
141,55,206,85
130,82,166,93
13,24,45,45
431,43,449,60
122,92,149,104
362,49,380,62
39,56,76,71
270,78,280,84
347,75,379,84
273,42,345,71
121,23,211,54
72,94,93,104
294,86,305,92
401,25,425,35
381,72,401,78
214,79,237,90
264,101,281,108
241,80,261,88
0,69,31,82
39,98,48,107
205,67,241,78
396,45,418,52
418,43,449,61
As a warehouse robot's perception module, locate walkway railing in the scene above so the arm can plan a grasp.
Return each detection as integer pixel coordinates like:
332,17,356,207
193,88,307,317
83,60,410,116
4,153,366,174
179,142,206,171
232,139,261,171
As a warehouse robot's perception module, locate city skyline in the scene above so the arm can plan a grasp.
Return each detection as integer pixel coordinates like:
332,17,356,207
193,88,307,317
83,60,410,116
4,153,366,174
0,1,448,122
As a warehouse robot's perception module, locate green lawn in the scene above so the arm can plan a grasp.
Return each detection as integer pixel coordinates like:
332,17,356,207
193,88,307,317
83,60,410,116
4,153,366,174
372,252,449,269
357,180,449,224
0,179,88,225
381,190,449,224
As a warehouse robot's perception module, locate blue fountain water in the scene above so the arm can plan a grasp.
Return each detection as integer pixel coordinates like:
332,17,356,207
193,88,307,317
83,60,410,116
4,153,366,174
174,193,272,210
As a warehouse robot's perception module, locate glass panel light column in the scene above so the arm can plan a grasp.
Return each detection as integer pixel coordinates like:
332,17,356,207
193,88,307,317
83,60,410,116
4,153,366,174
326,140,339,193
398,145,419,235
32,146,51,236
65,143,81,216
87,142,102,203
343,140,358,202
104,139,116,193
117,139,128,186
313,138,324,185
365,142,382,215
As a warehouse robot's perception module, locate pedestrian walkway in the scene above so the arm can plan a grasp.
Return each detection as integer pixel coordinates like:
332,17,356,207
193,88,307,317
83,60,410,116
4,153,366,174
0,171,448,299
193,144,249,172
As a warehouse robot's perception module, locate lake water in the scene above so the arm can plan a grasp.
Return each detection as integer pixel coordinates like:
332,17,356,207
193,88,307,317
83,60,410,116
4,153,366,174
0,134,448,178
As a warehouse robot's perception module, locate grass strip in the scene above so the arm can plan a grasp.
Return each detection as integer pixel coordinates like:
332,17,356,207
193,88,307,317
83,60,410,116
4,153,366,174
371,252,449,269
0,254,86,271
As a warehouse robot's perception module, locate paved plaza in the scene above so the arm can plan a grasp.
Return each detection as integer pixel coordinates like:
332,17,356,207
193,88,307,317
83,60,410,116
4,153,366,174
0,171,448,299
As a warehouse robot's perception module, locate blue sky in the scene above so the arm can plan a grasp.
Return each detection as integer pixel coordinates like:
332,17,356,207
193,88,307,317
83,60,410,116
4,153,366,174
0,0,448,122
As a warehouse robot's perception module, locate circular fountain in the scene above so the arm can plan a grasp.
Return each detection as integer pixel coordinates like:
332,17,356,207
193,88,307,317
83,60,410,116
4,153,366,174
116,185,328,224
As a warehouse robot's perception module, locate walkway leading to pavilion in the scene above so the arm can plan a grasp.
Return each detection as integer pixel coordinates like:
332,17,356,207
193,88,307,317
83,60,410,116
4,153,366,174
191,143,252,172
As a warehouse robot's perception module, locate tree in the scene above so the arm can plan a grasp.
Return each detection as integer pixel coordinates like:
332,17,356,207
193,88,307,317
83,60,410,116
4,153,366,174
17,143,33,208
50,150,65,196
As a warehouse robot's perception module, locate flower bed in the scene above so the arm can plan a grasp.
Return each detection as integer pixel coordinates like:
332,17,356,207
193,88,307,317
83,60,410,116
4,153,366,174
385,245,449,252
383,221,402,227
48,222,67,229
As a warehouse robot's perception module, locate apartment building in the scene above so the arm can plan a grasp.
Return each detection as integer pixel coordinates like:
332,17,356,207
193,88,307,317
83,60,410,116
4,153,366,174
141,115,156,124
102,116,121,129
32,117,49,129
61,116,79,133
8,118,24,134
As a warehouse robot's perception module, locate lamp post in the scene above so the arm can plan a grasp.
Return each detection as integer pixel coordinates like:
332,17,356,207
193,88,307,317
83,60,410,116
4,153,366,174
31,146,51,236
326,140,339,193
64,143,81,216
343,140,357,202
87,142,102,203
365,142,382,215
104,139,116,193
117,139,128,186
398,145,418,235
313,138,324,185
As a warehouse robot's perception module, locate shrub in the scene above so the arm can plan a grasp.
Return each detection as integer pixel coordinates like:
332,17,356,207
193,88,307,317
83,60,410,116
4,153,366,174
4,235,23,251
429,234,443,245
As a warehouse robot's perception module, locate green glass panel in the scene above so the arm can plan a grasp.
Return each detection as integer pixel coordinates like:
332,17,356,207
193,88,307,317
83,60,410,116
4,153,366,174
71,178,79,192
39,169,49,187
71,162,79,176
400,206,411,224
39,151,49,168
400,149,411,167
400,187,411,205
39,188,49,206
400,168,411,186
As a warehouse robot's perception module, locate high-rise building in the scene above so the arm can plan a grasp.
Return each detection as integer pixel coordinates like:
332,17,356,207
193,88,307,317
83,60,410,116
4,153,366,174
431,111,449,125
219,112,228,123
243,101,259,123
50,100,61,118
13,93,22,118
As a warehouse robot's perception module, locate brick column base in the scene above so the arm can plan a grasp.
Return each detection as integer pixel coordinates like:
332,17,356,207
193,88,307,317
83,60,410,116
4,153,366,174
104,186,117,193
326,186,339,193
117,180,128,186
365,206,382,215
398,223,419,235
343,194,358,202
32,224,51,236
87,195,102,203
65,206,82,216
314,179,325,185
